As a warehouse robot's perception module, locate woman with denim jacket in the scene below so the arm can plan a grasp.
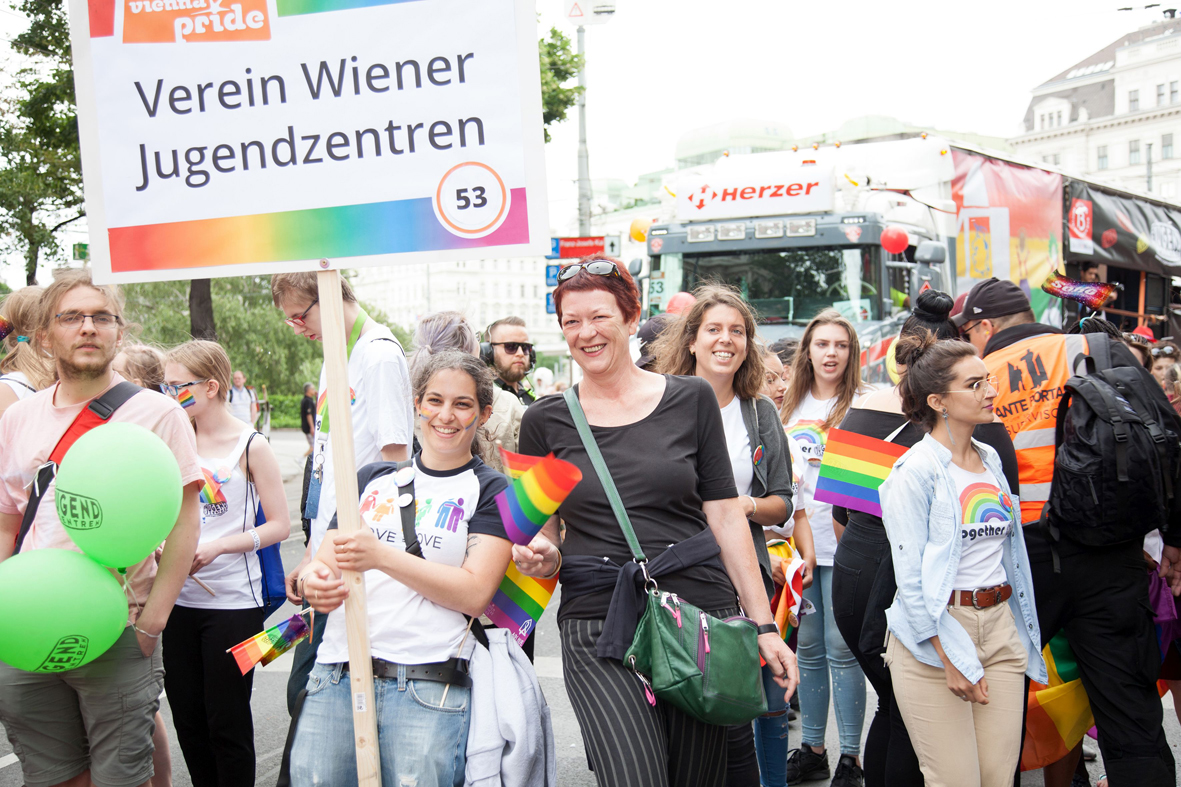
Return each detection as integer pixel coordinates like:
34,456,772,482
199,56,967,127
879,333,1046,787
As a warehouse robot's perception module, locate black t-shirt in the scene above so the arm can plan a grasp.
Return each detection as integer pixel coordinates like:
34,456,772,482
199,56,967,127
518,375,739,622
300,394,315,434
832,408,1020,529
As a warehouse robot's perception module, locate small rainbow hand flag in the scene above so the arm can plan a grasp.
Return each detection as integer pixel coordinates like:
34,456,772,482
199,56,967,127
495,448,582,546
768,542,806,640
1041,270,1120,310
485,562,559,646
227,613,310,675
813,428,909,517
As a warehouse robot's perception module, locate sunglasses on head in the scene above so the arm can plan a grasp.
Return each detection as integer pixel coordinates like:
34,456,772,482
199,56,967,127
1152,345,1177,357
557,260,620,283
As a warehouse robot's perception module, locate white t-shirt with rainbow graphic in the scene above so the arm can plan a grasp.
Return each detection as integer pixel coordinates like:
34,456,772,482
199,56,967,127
785,392,838,565
948,461,1014,590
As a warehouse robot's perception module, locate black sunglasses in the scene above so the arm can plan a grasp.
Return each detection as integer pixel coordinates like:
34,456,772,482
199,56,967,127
491,341,533,355
557,260,620,283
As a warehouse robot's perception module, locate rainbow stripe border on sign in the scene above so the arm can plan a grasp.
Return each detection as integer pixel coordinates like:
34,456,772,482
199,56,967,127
107,190,529,273
86,0,426,36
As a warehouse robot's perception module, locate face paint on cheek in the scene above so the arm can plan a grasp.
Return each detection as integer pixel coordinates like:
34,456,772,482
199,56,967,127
461,411,478,431
177,389,196,409
418,406,438,423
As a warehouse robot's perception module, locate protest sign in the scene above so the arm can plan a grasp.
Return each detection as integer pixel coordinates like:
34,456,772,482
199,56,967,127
69,0,549,283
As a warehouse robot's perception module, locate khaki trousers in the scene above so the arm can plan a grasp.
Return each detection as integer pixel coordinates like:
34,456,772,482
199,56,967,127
885,601,1028,787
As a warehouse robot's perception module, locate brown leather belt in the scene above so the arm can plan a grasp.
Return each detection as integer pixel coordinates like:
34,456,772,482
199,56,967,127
948,583,1012,609
342,657,471,688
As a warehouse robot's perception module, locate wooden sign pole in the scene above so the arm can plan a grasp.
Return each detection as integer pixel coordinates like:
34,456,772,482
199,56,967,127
316,266,382,785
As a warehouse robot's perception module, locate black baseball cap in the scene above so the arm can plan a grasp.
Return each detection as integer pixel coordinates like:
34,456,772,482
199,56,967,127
951,278,1031,329
636,313,676,369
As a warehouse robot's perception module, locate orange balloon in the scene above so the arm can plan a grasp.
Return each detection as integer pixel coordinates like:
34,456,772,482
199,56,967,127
630,218,653,243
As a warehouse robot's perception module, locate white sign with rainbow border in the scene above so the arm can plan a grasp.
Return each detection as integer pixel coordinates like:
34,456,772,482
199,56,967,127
68,0,549,283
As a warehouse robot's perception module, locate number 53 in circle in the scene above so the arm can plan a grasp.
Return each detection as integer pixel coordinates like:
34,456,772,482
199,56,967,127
434,162,511,239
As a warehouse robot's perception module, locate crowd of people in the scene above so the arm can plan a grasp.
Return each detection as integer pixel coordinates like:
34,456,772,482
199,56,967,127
0,260,1180,787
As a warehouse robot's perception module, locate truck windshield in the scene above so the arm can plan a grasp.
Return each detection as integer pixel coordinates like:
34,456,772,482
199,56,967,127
685,246,881,327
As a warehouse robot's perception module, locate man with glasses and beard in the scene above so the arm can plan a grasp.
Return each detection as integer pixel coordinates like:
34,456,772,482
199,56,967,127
0,268,203,787
483,316,536,406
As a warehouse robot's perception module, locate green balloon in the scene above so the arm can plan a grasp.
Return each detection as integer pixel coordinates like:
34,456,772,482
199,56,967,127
54,422,183,568
0,549,128,672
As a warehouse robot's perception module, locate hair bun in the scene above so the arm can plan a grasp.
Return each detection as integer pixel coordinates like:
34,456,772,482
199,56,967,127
911,290,954,323
894,330,938,368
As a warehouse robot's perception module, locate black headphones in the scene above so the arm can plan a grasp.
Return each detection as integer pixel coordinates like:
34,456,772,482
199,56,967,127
480,322,536,370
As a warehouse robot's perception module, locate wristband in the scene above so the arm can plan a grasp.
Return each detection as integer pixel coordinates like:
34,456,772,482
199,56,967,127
756,623,779,636
133,624,160,639
250,530,261,553
747,495,758,518
540,550,563,580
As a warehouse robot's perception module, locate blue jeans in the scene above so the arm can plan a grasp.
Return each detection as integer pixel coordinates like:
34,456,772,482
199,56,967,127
798,565,866,756
289,663,470,787
753,662,790,787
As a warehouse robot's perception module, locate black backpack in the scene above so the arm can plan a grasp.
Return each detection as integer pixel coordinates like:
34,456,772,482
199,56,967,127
1046,335,1181,546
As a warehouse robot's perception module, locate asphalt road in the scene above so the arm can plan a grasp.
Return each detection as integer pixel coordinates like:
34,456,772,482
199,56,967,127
1,428,1179,786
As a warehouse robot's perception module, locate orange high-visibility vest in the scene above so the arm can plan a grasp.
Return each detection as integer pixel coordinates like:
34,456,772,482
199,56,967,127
984,332,1089,525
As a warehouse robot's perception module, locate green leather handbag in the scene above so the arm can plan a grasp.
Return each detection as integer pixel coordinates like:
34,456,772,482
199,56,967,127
564,388,768,726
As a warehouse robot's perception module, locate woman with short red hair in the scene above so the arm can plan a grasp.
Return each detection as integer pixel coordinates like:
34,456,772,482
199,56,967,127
513,258,798,786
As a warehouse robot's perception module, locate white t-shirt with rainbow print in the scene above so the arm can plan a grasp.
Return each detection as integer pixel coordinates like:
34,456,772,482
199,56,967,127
948,461,1013,590
785,392,838,565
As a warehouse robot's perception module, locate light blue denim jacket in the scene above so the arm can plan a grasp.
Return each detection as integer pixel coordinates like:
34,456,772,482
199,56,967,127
879,433,1047,685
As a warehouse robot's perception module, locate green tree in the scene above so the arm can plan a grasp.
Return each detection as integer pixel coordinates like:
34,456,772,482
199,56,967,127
539,27,583,143
0,0,84,285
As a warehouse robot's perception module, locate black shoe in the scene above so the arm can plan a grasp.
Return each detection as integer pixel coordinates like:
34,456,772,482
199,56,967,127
786,747,830,784
788,706,798,721
831,754,863,787
1070,773,1091,787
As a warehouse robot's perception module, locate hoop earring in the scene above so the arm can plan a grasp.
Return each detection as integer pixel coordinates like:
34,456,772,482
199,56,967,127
942,409,955,445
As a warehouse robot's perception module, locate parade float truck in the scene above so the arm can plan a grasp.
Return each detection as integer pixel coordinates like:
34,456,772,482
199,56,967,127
644,134,1181,380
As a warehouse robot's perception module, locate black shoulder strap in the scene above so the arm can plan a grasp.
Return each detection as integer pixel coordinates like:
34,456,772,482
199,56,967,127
396,458,421,557
15,381,140,553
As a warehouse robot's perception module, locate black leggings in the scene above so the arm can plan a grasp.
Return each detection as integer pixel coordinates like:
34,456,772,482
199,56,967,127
163,604,265,787
560,613,735,787
830,521,923,787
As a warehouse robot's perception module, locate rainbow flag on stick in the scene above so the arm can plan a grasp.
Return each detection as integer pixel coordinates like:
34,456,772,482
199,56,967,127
484,449,582,645
813,428,908,517
485,563,559,646
1021,632,1093,771
227,612,310,675
494,448,582,545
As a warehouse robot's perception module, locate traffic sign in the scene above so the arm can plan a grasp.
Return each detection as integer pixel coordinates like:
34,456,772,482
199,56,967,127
73,243,90,262
604,235,621,256
546,291,556,314
548,236,606,258
546,264,560,286
564,0,614,25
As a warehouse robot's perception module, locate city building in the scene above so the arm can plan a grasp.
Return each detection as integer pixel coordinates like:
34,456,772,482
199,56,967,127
1009,17,1181,199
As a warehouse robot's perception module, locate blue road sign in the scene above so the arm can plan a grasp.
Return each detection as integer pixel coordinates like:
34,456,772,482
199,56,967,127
546,292,556,314
546,238,561,259
546,265,560,287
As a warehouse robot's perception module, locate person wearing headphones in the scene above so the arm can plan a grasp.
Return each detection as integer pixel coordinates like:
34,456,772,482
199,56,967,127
483,316,536,406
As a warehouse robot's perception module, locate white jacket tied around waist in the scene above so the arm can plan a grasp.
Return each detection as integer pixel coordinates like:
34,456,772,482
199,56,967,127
466,628,555,787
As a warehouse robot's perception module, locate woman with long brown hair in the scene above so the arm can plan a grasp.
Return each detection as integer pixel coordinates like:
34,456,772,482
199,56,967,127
652,284,797,786
780,309,869,786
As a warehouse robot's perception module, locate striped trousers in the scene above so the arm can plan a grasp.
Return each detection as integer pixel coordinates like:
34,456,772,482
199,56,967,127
559,613,736,787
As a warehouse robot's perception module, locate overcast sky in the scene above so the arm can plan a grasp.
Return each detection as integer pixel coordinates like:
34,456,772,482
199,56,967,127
0,0,1173,286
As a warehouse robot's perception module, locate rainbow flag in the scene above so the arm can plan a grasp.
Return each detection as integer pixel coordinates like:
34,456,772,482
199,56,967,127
813,428,909,517
494,449,582,546
768,541,806,641
1021,632,1093,771
227,613,310,675
485,562,558,646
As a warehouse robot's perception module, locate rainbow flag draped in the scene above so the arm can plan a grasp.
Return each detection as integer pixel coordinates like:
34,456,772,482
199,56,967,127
227,613,310,675
768,541,806,640
813,428,908,517
1041,270,1120,310
1021,632,1092,771
483,449,582,645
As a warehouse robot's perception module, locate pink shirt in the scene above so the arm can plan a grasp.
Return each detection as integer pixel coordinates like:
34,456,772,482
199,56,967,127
0,373,202,620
